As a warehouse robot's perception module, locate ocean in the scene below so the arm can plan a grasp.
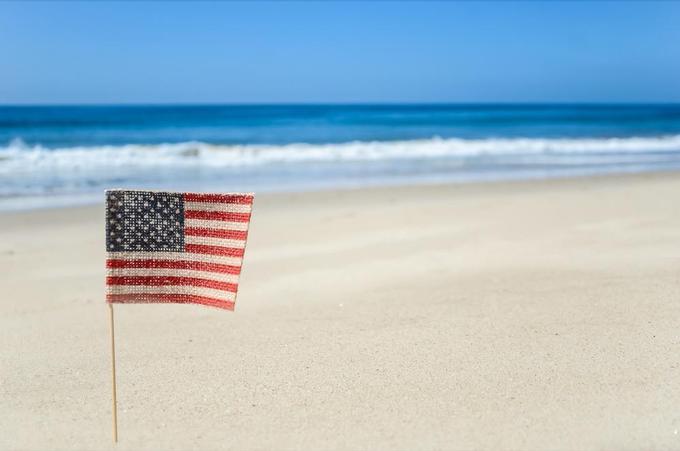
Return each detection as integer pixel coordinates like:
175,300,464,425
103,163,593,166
1,104,680,209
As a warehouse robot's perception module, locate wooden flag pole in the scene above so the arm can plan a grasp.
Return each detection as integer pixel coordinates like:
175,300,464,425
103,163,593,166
108,303,118,443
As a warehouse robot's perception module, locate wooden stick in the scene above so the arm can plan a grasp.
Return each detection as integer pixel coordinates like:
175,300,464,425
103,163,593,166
109,303,118,443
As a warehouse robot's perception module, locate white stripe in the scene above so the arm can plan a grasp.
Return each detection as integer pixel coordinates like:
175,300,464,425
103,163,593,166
185,201,252,213
107,284,236,301
108,252,243,266
184,219,250,231
107,267,240,283
184,235,246,248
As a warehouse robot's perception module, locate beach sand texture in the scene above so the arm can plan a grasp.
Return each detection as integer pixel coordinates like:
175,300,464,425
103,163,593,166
1,173,680,450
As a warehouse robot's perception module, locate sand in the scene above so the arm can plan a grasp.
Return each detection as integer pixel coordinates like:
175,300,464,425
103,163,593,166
2,173,680,450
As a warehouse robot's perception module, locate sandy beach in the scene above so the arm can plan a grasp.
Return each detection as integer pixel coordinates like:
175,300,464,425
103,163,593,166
2,172,680,450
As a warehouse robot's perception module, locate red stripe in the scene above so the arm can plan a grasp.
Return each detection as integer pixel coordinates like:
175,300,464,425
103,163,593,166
107,276,238,292
184,210,251,222
107,293,234,311
185,244,245,257
184,193,253,204
106,259,241,275
184,227,248,240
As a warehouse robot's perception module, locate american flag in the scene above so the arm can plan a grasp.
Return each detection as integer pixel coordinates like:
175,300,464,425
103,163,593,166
105,190,254,310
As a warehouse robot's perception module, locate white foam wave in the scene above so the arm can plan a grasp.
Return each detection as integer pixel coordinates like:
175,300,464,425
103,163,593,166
2,135,680,173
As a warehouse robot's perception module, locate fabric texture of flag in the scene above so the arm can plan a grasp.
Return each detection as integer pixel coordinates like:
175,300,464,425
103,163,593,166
105,190,254,310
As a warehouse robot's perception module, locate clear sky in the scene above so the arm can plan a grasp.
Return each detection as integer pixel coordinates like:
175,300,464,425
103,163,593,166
1,1,679,104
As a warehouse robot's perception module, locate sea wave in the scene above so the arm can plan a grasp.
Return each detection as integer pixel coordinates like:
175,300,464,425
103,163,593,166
2,135,680,172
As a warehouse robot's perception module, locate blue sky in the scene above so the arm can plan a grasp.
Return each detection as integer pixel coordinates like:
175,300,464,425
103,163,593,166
1,1,679,104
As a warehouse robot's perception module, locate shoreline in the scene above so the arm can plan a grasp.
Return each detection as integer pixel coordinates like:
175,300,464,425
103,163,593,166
2,170,680,449
2,167,680,214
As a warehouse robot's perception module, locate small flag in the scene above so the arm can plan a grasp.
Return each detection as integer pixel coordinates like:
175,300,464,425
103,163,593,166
105,190,254,310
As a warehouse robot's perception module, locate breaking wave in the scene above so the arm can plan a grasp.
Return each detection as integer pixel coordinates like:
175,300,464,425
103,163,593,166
2,135,680,173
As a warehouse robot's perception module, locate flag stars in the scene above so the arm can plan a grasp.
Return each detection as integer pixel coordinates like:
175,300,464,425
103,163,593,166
106,190,184,252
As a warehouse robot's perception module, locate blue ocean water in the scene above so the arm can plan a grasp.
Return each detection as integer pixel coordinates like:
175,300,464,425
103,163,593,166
1,104,680,209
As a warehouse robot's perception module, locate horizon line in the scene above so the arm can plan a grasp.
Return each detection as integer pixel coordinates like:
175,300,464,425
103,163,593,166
2,101,680,107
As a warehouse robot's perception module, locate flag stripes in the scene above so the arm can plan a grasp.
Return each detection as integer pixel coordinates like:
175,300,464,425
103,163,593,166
184,201,252,213
107,276,238,292
185,219,249,230
106,190,253,310
107,268,240,283
106,259,242,275
106,286,235,302
106,294,235,310
184,210,251,222
109,251,243,266
184,244,245,257
184,193,253,203
184,235,247,248
184,227,248,240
